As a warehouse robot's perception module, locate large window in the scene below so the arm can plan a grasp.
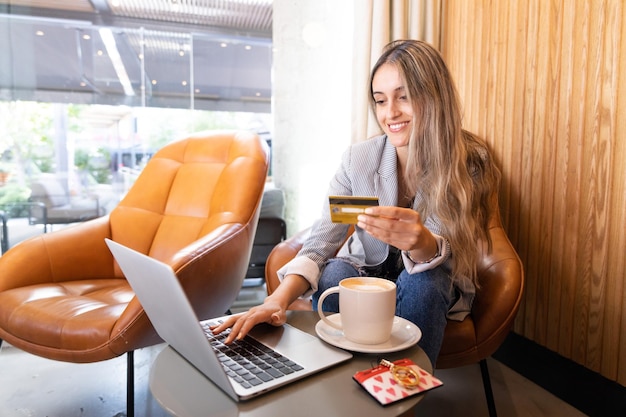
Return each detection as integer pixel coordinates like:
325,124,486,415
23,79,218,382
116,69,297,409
0,102,271,208
0,10,272,110
0,7,272,244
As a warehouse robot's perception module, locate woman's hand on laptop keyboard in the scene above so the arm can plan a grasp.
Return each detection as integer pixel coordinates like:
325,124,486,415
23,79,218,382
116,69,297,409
210,274,311,344
210,300,287,344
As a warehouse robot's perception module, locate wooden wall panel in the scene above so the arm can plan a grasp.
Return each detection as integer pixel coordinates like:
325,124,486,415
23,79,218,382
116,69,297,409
442,0,625,385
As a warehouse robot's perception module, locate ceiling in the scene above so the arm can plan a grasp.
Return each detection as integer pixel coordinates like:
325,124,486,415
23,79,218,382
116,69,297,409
0,0,273,113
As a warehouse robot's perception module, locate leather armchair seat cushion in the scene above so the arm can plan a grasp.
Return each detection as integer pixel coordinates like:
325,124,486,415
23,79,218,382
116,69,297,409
0,280,132,355
0,215,163,362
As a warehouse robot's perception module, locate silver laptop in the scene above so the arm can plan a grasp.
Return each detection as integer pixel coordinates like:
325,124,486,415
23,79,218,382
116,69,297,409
105,238,352,401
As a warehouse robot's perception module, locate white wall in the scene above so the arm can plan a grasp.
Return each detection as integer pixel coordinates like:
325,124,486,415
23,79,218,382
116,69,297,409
272,0,355,235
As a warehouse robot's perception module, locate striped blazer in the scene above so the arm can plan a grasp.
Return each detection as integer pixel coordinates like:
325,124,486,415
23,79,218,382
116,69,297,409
278,134,475,320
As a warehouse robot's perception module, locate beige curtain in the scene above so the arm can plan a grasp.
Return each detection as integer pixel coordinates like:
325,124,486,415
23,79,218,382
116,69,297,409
351,0,443,142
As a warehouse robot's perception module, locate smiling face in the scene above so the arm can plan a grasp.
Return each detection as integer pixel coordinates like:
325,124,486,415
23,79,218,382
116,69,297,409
371,63,414,149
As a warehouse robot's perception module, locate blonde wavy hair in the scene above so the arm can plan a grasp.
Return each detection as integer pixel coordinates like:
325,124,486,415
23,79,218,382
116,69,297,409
369,39,501,284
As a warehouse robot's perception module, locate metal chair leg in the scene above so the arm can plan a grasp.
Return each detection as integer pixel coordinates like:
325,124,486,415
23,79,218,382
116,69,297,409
127,350,135,417
479,359,497,417
1,211,8,254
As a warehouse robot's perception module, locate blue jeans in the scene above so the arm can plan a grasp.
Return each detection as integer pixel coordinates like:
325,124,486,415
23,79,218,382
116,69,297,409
312,258,453,366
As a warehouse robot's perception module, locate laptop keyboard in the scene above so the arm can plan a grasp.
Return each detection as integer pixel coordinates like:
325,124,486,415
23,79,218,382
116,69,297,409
202,321,304,389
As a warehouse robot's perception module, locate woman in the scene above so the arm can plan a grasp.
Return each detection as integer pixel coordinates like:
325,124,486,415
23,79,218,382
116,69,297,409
212,40,501,365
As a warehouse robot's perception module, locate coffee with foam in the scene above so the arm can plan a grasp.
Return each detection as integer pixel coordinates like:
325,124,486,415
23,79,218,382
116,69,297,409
342,280,394,292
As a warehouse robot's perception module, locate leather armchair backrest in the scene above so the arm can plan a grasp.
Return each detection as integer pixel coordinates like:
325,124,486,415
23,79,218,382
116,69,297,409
109,131,269,267
110,130,270,338
473,224,524,343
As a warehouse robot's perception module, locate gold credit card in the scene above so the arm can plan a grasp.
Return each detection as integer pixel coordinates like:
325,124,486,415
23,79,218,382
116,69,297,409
329,196,379,224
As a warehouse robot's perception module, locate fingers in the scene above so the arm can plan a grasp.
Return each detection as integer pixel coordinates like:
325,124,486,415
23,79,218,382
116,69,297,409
209,312,243,336
210,307,286,344
358,206,424,250
225,311,262,343
358,208,418,235
364,206,420,223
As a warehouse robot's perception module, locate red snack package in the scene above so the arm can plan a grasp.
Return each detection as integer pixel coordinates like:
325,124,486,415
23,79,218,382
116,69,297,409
353,358,443,405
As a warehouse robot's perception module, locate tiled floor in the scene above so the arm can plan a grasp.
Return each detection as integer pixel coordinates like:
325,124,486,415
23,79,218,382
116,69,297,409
416,359,588,416
0,282,588,417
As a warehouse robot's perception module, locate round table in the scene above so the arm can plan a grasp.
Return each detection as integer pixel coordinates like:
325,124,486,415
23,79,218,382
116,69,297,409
149,311,432,417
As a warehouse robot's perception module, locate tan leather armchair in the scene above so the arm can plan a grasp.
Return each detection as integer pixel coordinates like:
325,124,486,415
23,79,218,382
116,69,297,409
0,130,269,417
264,216,524,417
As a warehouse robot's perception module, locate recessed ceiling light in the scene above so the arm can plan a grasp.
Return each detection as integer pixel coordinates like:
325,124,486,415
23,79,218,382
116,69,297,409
83,34,91,40
182,80,188,86
220,42,228,48
152,80,157,85
245,45,252,50
35,30,44,36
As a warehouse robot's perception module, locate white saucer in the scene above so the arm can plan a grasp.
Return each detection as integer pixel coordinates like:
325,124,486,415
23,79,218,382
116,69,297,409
315,314,422,354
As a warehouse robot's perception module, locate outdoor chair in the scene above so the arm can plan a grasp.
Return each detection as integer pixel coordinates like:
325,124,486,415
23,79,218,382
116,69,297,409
27,175,106,232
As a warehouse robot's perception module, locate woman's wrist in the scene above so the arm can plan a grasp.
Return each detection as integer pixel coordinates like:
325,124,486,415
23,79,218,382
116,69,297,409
269,274,310,310
404,243,440,264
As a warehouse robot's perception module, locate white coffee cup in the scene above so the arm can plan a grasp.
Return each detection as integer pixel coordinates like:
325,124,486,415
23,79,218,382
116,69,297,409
317,277,396,345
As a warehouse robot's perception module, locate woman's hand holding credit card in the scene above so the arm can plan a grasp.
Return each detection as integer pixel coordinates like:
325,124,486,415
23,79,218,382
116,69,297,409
329,196,379,224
